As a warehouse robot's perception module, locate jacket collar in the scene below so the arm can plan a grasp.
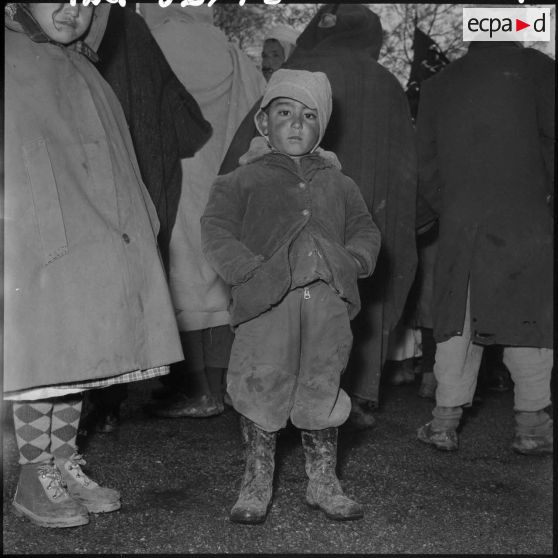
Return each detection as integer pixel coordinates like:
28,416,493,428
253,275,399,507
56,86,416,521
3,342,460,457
260,151,335,181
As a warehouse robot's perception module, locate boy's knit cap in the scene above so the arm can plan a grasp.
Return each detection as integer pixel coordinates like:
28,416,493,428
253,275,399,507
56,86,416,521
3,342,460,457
255,69,332,152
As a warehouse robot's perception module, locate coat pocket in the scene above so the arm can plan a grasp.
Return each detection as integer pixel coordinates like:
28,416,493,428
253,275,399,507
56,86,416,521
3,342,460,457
22,138,68,265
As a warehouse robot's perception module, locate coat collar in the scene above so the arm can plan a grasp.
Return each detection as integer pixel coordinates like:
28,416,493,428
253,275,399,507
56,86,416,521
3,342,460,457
4,3,110,63
260,151,336,180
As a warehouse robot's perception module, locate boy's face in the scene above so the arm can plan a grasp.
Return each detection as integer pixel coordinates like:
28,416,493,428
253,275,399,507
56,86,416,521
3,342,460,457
260,97,320,157
28,3,94,45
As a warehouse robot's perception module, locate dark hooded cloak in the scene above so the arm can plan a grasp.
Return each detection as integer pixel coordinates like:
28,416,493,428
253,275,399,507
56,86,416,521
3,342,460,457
96,6,212,271
416,42,554,348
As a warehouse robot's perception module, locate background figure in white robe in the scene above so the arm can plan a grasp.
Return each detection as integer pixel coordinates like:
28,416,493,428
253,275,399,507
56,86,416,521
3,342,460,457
140,4,266,417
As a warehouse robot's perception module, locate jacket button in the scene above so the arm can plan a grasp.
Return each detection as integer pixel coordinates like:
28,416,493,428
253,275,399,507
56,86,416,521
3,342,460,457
122,233,130,244
298,182,306,189
302,209,310,216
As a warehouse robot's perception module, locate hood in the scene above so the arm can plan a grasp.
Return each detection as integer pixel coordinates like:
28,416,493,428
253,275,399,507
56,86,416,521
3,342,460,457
139,3,213,31
294,4,383,60
254,68,332,154
264,24,300,61
4,3,110,55
83,3,110,52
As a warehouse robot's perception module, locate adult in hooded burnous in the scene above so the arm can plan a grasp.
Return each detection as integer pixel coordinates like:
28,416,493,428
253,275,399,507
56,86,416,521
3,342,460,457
220,5,418,428
415,41,554,455
4,2,184,527
140,4,266,418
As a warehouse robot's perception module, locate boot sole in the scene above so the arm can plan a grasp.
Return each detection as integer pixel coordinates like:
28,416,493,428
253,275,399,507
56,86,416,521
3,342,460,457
417,437,458,451
230,500,271,525
82,500,121,514
229,514,267,525
512,445,552,456
306,501,364,521
12,501,89,528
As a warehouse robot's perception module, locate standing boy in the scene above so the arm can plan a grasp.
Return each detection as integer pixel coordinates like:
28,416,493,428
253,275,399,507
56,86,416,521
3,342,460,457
201,69,381,524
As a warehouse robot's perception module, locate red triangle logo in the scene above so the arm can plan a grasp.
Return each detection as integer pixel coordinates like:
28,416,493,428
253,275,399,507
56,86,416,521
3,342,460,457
516,19,530,31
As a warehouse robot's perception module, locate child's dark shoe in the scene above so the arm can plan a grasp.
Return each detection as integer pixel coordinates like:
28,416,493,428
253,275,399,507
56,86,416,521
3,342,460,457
348,397,376,429
386,358,416,386
146,394,223,418
55,453,121,513
12,461,90,528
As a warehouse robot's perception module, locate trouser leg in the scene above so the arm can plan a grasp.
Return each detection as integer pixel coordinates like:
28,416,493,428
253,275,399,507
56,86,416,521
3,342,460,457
504,346,553,455
418,285,481,451
290,282,352,431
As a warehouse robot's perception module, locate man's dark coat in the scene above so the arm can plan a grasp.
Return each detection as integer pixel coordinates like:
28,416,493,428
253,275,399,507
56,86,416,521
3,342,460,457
416,42,554,348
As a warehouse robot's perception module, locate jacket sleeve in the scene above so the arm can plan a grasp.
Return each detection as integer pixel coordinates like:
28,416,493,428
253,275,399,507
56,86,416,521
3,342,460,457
201,173,264,286
416,79,443,225
343,177,382,278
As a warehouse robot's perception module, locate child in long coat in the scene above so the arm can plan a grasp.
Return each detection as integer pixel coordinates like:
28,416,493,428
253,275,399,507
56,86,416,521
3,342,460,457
4,3,183,527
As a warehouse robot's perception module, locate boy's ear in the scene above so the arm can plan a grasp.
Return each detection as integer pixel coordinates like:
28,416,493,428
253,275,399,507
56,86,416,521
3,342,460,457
256,110,269,136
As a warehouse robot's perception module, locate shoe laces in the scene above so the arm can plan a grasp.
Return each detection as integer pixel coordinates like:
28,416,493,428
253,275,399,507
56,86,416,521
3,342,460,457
37,462,69,500
66,453,94,487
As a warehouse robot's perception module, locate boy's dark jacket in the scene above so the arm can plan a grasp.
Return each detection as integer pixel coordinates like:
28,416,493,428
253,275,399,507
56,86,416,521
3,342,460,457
201,152,381,326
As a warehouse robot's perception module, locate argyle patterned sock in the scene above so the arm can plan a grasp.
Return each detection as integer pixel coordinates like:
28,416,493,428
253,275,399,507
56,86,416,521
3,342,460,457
51,394,83,459
13,400,54,465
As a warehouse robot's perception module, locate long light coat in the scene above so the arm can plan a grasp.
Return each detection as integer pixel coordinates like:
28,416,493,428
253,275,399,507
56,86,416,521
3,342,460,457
4,8,183,393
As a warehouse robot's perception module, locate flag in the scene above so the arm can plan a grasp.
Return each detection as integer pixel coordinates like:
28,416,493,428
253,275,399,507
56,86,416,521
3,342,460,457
405,27,450,121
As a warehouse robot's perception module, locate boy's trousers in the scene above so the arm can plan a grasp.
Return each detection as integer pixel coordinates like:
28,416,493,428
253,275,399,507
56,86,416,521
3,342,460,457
434,284,553,412
228,281,353,432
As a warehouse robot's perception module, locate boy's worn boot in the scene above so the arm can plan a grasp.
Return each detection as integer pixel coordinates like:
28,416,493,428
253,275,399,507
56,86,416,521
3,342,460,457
55,453,121,513
512,410,553,455
12,461,90,528
301,428,363,521
417,406,461,451
230,416,276,524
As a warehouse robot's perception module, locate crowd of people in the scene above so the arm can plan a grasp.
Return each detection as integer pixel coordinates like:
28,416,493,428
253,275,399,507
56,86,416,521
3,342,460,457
4,2,554,530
